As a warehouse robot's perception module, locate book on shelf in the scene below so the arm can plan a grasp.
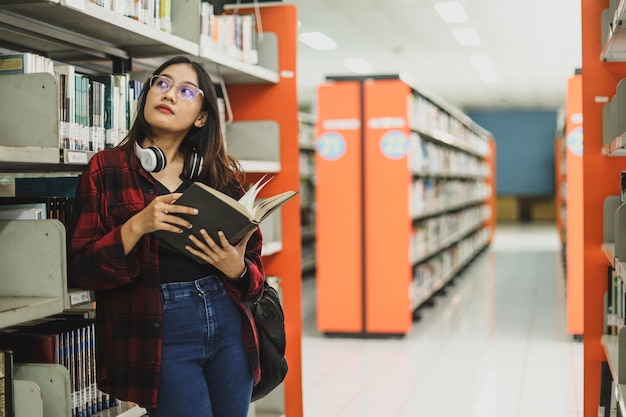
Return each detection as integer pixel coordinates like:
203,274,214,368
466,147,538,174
154,175,298,262
14,176,80,199
0,350,14,417
93,73,131,148
0,53,53,75
0,207,43,220
0,197,75,229
0,318,117,416
54,64,76,149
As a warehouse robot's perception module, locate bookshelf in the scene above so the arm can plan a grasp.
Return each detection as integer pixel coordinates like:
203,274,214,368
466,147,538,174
315,74,494,336
0,2,302,417
298,112,317,276
584,1,626,416
0,219,67,329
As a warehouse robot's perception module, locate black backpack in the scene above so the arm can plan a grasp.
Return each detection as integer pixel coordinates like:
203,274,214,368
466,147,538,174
250,280,288,402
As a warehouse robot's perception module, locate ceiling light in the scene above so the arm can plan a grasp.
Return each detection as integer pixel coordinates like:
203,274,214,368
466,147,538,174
478,71,499,83
470,54,494,71
434,2,468,23
469,54,499,83
452,27,481,46
344,58,374,74
298,31,337,50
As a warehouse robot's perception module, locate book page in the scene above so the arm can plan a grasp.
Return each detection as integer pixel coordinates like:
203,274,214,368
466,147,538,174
238,174,272,212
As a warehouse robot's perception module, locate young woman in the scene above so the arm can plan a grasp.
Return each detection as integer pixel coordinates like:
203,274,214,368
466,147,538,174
68,56,264,417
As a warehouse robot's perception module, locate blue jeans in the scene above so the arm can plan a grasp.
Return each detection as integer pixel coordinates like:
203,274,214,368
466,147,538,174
146,275,253,417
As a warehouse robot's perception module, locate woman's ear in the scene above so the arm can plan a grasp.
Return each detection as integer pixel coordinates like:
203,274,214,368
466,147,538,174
194,112,208,128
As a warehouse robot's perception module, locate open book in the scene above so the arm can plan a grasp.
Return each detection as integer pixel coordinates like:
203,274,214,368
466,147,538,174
154,175,298,262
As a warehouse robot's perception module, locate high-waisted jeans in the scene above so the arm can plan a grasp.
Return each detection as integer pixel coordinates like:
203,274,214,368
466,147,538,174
146,275,253,417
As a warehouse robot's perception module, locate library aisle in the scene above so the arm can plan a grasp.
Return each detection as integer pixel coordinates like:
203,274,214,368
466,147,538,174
300,223,583,417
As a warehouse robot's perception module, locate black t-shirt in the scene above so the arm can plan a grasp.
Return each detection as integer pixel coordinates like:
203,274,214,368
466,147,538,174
151,179,216,283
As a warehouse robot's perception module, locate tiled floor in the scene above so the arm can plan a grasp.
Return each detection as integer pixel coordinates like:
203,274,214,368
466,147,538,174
300,223,583,417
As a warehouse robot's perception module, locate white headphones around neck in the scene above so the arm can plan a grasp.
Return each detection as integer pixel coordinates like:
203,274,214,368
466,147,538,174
134,142,203,179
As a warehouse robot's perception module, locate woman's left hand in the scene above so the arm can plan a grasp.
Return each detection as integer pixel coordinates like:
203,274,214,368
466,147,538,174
185,228,257,279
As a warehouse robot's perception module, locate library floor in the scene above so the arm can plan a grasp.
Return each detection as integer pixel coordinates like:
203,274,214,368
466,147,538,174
300,222,584,417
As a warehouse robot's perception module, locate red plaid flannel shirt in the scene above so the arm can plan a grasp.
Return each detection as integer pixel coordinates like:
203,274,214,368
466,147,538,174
68,148,264,408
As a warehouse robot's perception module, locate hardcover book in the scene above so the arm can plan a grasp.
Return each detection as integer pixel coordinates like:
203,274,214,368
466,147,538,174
154,175,297,262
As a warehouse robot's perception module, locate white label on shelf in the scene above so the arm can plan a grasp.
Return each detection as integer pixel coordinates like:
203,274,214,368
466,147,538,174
322,119,360,130
608,313,616,326
280,70,295,79
595,96,610,103
62,0,86,10
69,291,91,306
66,151,89,164
368,117,405,129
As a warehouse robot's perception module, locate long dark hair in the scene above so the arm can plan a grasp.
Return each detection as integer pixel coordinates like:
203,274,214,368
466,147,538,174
119,55,243,190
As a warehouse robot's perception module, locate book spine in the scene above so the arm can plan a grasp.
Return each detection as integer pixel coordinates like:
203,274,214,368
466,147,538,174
0,350,14,417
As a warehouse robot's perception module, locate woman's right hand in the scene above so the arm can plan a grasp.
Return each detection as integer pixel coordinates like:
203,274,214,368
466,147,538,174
120,193,198,254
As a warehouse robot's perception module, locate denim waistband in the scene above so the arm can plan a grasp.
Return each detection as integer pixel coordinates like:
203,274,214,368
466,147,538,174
160,274,223,302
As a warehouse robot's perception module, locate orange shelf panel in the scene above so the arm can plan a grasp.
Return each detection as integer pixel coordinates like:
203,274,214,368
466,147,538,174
225,5,302,416
315,81,365,333
565,74,584,337
363,79,412,334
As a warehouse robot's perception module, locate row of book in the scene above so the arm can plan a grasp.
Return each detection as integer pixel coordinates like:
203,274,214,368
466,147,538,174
409,94,490,155
89,0,260,64
0,176,80,227
411,227,490,309
0,53,54,75
0,52,142,152
200,3,259,65
410,178,491,218
0,51,236,155
0,350,13,417
0,317,119,417
607,265,624,335
409,132,491,177
89,0,173,33
411,205,490,264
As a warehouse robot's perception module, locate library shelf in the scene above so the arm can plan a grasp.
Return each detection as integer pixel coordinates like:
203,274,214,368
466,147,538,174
583,1,626,415
562,73,584,337
298,112,317,275
600,334,626,416
601,0,626,62
315,74,494,336
0,219,67,329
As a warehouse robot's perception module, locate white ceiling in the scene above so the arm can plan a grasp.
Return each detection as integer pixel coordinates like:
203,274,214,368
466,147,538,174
284,0,582,114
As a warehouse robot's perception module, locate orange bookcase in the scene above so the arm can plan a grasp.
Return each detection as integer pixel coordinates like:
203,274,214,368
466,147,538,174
581,2,626,416
315,75,494,336
227,5,303,416
564,73,584,337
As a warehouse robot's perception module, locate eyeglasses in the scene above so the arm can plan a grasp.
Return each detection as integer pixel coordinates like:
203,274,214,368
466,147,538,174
148,75,204,102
